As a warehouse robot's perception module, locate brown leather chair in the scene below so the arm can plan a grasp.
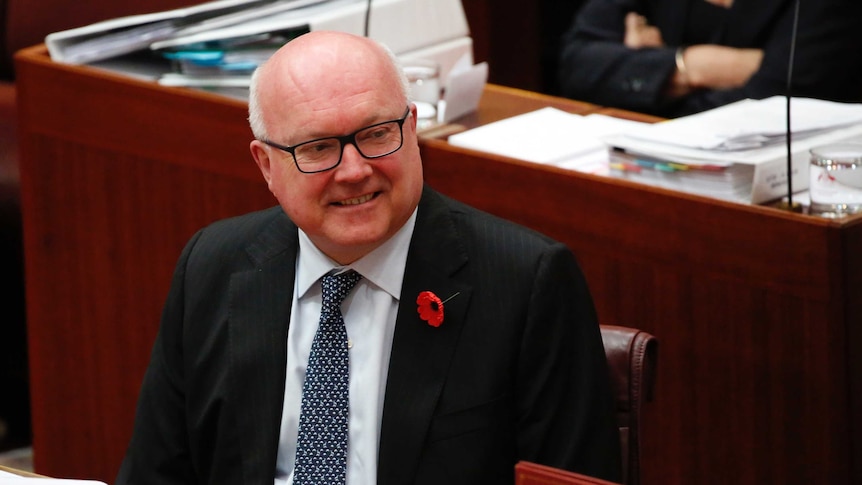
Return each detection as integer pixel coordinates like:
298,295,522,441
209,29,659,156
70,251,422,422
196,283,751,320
600,324,658,485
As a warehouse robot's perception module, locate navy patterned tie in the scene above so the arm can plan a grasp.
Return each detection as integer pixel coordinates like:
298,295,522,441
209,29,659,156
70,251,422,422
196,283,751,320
294,270,362,485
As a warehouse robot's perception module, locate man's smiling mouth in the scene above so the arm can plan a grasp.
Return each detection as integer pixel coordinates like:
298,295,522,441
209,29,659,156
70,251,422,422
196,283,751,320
336,193,376,206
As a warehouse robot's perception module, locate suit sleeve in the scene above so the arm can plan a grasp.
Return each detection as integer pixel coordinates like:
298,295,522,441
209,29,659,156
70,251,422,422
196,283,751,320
558,0,678,115
680,0,862,115
115,231,202,485
515,242,622,483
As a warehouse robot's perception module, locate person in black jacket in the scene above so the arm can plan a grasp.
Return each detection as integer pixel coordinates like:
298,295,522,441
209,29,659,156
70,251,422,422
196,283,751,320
558,0,862,118
116,30,622,485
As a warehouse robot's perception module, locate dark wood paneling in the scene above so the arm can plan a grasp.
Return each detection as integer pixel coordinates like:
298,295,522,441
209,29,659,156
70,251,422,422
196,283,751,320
461,0,586,94
22,139,273,479
16,45,273,481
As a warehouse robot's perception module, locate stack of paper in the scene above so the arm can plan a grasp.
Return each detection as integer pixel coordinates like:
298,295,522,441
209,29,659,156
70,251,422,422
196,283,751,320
607,150,755,202
445,97,862,205
622,96,862,151
46,0,475,102
45,0,283,65
606,96,862,204
447,107,647,175
157,31,299,93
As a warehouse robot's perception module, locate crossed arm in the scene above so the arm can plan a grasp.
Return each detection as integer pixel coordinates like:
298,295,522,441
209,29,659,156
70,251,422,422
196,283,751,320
623,10,763,98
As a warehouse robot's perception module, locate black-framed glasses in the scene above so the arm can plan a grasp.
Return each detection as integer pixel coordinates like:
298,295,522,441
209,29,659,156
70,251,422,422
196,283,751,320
261,106,411,174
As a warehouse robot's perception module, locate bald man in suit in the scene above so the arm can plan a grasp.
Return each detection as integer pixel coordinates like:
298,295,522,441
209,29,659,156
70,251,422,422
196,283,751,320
116,30,621,485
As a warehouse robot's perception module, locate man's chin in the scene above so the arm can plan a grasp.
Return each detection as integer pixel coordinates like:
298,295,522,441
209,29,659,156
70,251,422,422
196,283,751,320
335,230,389,250
318,225,391,262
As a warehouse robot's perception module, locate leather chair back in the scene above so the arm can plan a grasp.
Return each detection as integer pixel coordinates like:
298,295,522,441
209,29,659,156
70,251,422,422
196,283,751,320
600,324,658,485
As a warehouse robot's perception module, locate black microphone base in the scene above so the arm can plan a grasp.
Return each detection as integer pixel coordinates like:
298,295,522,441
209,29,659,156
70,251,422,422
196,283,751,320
775,200,804,213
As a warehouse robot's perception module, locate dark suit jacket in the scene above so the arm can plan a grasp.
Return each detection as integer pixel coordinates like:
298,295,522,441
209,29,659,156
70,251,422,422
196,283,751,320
115,186,621,485
558,0,862,117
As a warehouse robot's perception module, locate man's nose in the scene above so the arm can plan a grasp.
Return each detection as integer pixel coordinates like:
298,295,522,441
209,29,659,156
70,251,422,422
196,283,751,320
334,142,372,179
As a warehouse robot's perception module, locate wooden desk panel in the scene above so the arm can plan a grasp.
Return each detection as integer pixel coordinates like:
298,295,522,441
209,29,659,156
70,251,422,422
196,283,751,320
15,44,862,484
16,45,273,481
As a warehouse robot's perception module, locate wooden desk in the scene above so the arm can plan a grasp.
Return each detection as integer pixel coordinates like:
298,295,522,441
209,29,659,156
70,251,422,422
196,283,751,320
15,44,862,485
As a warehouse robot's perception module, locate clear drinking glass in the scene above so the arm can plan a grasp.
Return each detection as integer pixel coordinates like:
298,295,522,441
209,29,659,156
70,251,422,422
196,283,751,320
402,58,441,129
809,143,862,217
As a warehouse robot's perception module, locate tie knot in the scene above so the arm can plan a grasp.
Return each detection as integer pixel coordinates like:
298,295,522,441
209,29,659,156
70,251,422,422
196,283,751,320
321,270,362,310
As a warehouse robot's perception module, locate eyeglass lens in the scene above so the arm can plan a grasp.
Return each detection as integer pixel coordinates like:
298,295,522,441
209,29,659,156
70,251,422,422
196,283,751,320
294,120,403,172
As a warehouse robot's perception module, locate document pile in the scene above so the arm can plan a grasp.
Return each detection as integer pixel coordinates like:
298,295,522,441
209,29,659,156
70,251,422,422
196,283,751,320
604,96,862,204
447,107,646,175
157,32,297,91
46,0,474,100
46,0,285,65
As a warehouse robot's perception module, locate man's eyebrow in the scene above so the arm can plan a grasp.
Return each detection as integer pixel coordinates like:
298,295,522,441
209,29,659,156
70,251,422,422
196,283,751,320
293,111,400,141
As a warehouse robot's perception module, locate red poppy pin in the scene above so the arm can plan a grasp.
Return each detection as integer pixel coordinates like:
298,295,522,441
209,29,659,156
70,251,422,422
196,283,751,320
416,291,459,327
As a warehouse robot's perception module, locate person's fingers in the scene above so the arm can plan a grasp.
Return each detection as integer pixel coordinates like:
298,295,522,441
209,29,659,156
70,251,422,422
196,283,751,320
625,12,647,31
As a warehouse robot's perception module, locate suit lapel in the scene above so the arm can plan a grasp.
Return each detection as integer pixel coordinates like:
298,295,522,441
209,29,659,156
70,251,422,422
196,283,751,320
377,188,473,484
228,212,298,483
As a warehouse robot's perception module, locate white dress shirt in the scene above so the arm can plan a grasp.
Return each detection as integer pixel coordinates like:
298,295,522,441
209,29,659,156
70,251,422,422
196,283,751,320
274,209,417,485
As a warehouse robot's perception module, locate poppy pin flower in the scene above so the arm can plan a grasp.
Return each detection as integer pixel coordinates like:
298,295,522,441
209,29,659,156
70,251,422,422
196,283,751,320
416,291,459,327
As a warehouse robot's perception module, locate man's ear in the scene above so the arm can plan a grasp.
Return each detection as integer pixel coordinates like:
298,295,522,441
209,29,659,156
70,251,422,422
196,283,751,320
409,103,419,131
250,140,274,188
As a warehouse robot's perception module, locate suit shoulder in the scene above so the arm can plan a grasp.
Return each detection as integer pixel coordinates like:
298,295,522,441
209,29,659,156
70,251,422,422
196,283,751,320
436,191,559,248
201,206,286,236
182,206,294,263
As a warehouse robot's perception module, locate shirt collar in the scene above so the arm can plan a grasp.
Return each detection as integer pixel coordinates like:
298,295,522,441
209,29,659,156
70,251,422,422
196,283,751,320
296,208,418,301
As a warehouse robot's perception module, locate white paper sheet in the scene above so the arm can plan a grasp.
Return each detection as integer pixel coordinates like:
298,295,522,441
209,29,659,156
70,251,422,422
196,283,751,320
447,107,647,166
0,469,107,484
623,96,862,151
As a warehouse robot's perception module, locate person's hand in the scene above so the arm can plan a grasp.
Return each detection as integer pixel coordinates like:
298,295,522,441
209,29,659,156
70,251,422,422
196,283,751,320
683,45,764,89
624,12,664,49
703,0,733,7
